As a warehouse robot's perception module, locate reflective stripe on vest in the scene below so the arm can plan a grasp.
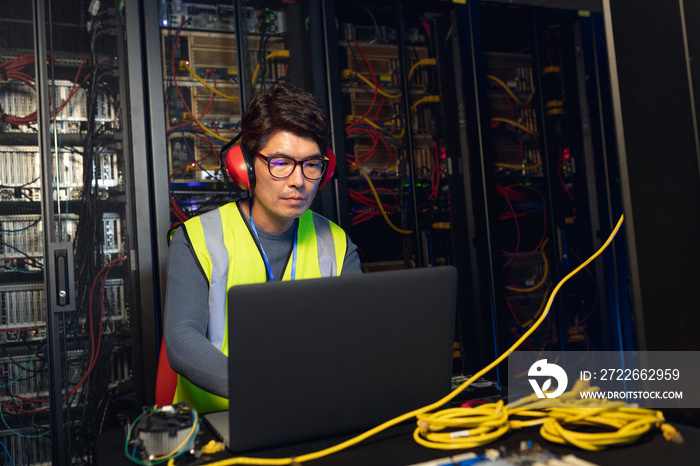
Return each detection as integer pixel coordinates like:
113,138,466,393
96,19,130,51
172,202,347,413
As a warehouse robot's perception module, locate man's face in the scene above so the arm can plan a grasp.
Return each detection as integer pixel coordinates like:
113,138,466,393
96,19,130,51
250,130,322,233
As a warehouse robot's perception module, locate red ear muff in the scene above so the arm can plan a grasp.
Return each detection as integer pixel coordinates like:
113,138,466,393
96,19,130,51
225,144,255,191
319,147,336,189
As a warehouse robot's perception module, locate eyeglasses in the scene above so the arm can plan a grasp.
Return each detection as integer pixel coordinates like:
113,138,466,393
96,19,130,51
257,153,328,180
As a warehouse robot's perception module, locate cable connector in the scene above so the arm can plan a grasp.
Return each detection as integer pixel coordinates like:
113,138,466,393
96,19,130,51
341,69,356,80
417,419,431,434
661,423,684,444
200,439,225,454
265,50,290,60
510,418,545,429
509,420,525,429
410,95,440,111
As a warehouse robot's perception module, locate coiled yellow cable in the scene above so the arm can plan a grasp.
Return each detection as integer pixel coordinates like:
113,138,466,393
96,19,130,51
416,378,682,451
414,401,510,450
518,390,680,451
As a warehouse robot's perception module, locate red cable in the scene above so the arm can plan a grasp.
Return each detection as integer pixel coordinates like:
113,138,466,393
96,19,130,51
69,256,126,398
345,41,380,131
167,67,217,133
0,54,89,125
497,184,548,267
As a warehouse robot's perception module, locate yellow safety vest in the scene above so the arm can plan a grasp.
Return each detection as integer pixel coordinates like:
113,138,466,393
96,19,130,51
172,201,347,413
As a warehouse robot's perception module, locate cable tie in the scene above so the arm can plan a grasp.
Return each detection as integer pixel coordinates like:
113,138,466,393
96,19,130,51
449,429,471,439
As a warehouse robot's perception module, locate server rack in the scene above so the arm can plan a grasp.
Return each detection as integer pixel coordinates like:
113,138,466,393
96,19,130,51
0,1,159,464
327,2,485,375
324,1,630,378
332,1,457,272
454,2,631,383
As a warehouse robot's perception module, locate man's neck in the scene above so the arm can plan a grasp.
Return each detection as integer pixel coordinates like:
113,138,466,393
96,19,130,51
242,199,295,234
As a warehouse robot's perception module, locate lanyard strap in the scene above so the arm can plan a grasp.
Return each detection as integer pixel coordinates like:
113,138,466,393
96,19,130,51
248,200,298,281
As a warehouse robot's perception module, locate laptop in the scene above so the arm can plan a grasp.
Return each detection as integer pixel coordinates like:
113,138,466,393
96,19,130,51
204,265,458,452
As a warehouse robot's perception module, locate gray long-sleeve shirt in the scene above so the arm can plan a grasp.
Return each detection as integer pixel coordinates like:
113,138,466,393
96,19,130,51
163,207,362,398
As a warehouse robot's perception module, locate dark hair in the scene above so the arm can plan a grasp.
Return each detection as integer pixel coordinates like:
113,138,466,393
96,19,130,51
241,86,330,155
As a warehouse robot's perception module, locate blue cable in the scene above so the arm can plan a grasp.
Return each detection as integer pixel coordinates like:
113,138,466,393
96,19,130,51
0,439,14,466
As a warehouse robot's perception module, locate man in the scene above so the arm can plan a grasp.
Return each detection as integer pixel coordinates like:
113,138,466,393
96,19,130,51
162,87,362,413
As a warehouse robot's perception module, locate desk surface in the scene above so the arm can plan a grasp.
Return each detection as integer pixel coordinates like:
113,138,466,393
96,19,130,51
98,416,700,466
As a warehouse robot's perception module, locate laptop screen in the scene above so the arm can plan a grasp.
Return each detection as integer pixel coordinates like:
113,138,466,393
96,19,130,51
216,266,457,452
